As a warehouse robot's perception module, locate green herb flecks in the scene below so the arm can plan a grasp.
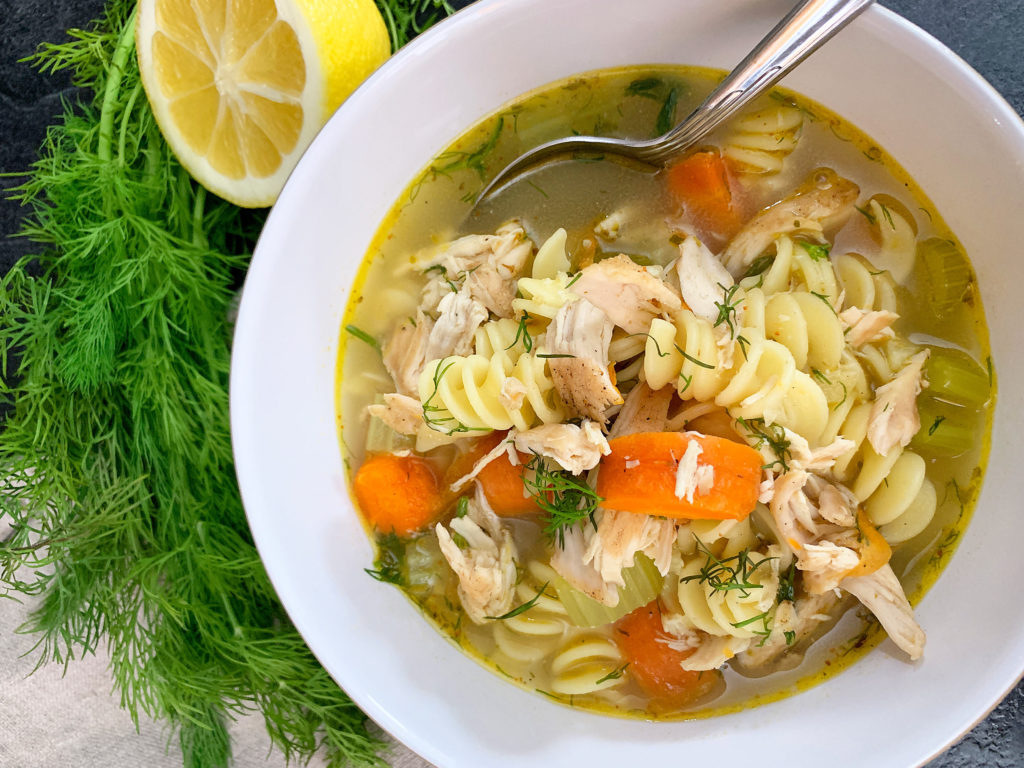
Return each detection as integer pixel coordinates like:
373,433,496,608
928,416,946,436
345,324,381,352
507,312,534,353
595,662,630,685
855,205,877,224
742,253,776,281
625,77,663,99
776,563,796,603
656,87,679,136
374,0,456,50
810,291,838,316
485,582,551,620
524,455,603,547
365,533,406,585
798,241,831,262
737,417,793,472
0,3,394,766
421,358,488,435
784,630,797,645
681,539,777,599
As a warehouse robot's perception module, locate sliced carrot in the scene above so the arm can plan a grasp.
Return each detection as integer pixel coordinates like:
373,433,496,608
844,508,892,579
443,432,538,517
614,601,720,711
664,150,744,246
597,431,761,520
353,454,445,535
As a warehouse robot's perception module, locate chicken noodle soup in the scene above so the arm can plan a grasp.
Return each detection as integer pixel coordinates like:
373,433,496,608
338,66,994,717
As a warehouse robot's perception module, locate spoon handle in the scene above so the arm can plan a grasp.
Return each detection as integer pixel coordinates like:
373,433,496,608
638,0,875,163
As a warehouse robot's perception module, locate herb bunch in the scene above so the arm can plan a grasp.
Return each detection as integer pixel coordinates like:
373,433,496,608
523,455,602,546
0,1,454,766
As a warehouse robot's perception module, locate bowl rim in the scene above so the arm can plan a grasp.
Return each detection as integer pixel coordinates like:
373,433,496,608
231,1,1024,766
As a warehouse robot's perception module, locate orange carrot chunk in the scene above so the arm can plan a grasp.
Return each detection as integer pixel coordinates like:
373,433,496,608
614,601,720,710
443,432,539,517
664,150,744,246
597,431,761,520
354,454,445,535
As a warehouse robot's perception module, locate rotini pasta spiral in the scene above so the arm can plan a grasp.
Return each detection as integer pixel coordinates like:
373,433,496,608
419,352,565,432
832,403,937,544
740,235,839,305
835,252,898,314
548,632,626,695
493,561,570,663
475,318,530,361
868,199,916,283
722,106,803,175
512,274,577,319
645,310,730,400
762,290,845,371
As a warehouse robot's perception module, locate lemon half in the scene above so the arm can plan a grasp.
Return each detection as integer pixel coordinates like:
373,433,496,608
137,0,390,207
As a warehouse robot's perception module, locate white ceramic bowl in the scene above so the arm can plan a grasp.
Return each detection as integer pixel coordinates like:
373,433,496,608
231,1,1024,765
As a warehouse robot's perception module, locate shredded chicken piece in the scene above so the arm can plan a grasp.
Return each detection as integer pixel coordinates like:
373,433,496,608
382,310,434,397
867,350,929,457
416,220,533,317
583,508,676,585
780,429,856,473
513,421,610,474
608,381,671,438
842,564,925,660
799,541,860,594
423,290,489,363
546,299,622,422
499,377,527,412
435,486,519,624
449,434,519,493
734,591,847,671
365,393,422,436
550,523,620,606
570,254,682,333
817,483,857,527
675,236,735,324
721,169,860,276
678,635,752,672
839,307,899,346
673,438,714,503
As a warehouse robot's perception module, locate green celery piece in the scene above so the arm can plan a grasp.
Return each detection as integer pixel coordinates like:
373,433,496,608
552,553,663,628
918,237,972,317
924,348,990,408
364,412,414,454
912,396,977,458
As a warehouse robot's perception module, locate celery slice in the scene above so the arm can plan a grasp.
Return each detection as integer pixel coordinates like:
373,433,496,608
365,412,414,454
924,348,990,408
911,396,976,458
918,237,972,317
552,553,663,628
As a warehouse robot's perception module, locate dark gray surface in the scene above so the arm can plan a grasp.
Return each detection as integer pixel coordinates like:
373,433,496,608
0,0,1021,765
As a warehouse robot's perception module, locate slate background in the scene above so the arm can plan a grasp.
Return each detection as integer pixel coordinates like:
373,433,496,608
0,0,1020,765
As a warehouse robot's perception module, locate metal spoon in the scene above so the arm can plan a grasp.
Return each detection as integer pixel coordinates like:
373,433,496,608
476,0,875,202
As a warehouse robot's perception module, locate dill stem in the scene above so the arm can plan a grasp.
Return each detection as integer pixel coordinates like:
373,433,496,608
97,8,138,163
192,187,208,248
117,82,142,166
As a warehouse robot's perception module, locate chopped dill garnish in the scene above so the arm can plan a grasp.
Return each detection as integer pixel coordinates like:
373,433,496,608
676,345,714,369
507,312,534,353
625,77,663,99
656,86,679,135
810,291,838,316
742,253,776,281
784,630,797,645
526,179,549,198
537,353,575,359
776,563,797,603
433,115,504,181
877,201,896,228
456,496,470,518
737,417,792,472
855,204,877,224
595,663,630,684
344,324,380,351
524,455,603,547
798,241,831,262
713,283,744,338
929,416,946,436
811,368,832,385
364,532,406,585
565,272,582,288
421,358,488,435
486,582,551,620
681,539,777,598
679,372,694,394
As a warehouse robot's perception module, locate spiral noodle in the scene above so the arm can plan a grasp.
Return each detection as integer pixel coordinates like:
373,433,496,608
548,632,626,695
475,318,530,361
868,199,916,283
512,274,576,319
644,310,730,400
722,106,803,174
740,235,839,304
419,353,565,431
493,561,570,663
832,403,937,544
835,253,898,314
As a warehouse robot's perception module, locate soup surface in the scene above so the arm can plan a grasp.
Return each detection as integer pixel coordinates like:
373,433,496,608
337,66,994,717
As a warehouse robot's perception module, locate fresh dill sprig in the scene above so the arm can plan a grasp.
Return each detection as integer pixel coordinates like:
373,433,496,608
485,581,550,620
507,312,534,353
523,455,603,547
595,662,630,684
736,417,792,472
0,2,459,765
364,532,407,585
421,358,487,435
680,539,776,598
798,241,831,262
713,283,744,339
373,0,456,51
345,324,381,351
